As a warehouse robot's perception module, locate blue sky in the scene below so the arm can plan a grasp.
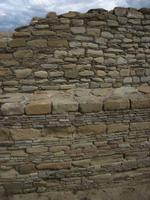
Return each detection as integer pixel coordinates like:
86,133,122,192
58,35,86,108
0,0,150,31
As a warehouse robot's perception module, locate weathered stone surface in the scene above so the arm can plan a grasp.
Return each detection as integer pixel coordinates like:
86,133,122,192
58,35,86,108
130,122,150,131
0,128,10,140
71,27,86,34
107,123,129,133
77,96,102,113
131,97,150,109
101,31,114,39
34,71,48,78
10,128,41,140
79,70,94,77
1,103,24,115
32,30,55,36
14,50,33,58
25,100,51,115
104,98,130,110
114,7,127,16
26,146,48,154
8,39,26,47
17,164,36,174
52,97,78,113
15,69,32,79
27,39,47,47
49,71,64,77
48,39,68,47
127,9,144,19
77,124,106,134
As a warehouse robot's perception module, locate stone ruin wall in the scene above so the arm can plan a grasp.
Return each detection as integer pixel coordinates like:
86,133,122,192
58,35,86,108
0,7,150,93
0,7,150,200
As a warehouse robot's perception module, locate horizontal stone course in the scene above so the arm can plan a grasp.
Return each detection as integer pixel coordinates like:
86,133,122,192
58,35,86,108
0,87,149,115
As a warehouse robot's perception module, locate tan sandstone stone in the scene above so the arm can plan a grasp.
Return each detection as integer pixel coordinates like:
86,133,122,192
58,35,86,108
25,100,51,115
104,98,130,110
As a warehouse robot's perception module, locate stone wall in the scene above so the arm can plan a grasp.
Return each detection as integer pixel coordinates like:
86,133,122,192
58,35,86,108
0,86,150,198
0,7,150,200
0,7,150,93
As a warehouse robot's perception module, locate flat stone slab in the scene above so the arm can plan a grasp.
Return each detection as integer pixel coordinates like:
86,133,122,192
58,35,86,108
0,86,150,115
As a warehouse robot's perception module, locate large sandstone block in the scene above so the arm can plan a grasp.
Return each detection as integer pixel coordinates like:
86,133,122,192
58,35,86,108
77,96,103,113
52,97,78,114
130,97,150,109
25,100,51,115
1,103,24,115
104,98,130,110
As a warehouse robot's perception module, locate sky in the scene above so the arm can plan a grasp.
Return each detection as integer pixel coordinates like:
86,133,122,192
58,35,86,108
0,0,150,31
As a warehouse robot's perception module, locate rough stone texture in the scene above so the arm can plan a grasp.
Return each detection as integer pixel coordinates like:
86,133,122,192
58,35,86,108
0,7,150,93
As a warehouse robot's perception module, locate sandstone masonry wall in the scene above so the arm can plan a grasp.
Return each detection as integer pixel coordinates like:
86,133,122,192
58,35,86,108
0,7,150,200
0,7,150,93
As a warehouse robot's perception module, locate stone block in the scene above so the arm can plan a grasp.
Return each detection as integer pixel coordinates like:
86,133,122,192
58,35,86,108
130,122,150,131
32,30,55,36
13,31,31,37
25,100,51,115
15,69,32,79
0,128,10,141
107,123,129,133
114,7,127,16
17,164,36,174
130,97,150,109
72,159,91,167
0,69,12,77
79,70,94,77
52,97,78,114
14,50,33,58
26,146,48,154
87,49,103,57
48,39,68,47
77,96,103,113
104,98,130,110
8,39,26,47
69,48,85,56
0,53,13,59
94,57,104,64
77,124,106,134
34,71,48,78
1,103,24,115
49,71,64,77
71,27,85,34
127,9,144,19
101,31,114,39
27,39,47,47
